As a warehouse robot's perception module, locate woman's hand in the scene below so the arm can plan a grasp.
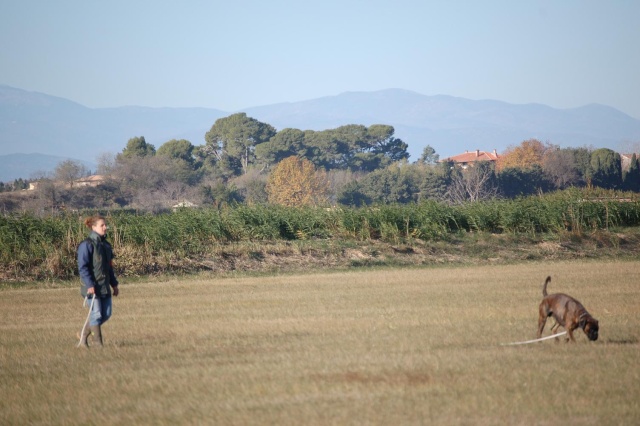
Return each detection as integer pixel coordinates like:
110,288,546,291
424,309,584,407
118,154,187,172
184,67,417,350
112,286,119,297
87,287,95,295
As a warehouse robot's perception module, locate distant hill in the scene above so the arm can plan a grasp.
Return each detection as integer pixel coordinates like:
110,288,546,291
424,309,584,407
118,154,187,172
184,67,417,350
241,89,640,160
0,153,96,182
2,85,640,181
0,85,228,172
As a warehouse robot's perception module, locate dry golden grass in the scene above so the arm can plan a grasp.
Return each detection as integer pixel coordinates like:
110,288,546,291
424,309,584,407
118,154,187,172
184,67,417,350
1,260,639,425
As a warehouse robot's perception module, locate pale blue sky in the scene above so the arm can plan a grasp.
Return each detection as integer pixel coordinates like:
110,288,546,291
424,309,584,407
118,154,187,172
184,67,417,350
2,0,639,118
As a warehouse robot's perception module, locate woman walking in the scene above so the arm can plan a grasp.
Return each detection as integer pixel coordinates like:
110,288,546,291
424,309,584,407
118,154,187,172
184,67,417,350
77,214,119,347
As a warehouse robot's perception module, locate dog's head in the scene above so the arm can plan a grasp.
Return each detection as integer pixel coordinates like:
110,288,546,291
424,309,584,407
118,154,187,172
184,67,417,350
582,317,599,341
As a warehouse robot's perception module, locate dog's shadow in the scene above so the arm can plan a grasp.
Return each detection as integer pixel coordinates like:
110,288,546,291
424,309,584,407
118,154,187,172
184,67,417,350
603,336,638,345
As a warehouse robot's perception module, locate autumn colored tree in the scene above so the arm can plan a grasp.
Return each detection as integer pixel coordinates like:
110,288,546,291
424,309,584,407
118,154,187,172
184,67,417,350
496,139,552,171
266,156,329,207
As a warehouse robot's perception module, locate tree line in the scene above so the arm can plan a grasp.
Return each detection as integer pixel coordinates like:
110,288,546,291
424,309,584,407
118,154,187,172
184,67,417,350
1,113,639,213
0,178,29,193
3,188,640,280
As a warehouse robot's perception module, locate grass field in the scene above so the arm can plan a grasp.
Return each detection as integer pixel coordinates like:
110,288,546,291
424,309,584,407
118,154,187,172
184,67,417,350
1,260,639,425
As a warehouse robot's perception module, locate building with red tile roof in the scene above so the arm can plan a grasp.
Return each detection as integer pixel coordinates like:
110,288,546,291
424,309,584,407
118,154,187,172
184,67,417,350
440,149,499,169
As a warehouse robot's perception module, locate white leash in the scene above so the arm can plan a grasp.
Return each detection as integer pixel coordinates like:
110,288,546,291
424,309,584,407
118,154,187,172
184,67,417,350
77,295,95,348
501,331,567,346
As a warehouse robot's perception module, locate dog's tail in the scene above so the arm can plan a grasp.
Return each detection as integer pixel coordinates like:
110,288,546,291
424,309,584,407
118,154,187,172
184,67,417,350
542,276,551,296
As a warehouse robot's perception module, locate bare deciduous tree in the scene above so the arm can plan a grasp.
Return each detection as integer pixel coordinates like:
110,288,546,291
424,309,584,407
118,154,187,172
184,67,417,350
54,160,87,188
23,179,58,214
542,149,581,189
325,169,359,205
446,163,498,204
229,169,268,204
96,152,117,176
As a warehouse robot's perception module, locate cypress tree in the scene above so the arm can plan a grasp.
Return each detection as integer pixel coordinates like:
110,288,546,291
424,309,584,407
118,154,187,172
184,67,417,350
623,154,640,192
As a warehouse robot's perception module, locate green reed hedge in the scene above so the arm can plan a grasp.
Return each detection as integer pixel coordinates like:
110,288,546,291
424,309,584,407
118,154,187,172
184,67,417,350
2,188,639,281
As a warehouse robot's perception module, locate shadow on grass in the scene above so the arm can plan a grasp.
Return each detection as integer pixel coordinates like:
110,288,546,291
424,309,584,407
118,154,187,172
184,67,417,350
604,337,639,345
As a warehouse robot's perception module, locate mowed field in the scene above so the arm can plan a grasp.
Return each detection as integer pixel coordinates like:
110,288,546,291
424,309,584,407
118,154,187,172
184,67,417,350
1,260,639,425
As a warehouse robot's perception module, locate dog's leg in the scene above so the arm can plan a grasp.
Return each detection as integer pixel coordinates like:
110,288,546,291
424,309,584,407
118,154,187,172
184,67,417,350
537,308,548,339
551,320,562,342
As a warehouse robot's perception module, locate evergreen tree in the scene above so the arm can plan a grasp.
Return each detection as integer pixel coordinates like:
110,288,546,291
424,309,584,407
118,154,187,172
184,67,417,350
418,145,440,165
498,166,552,198
14,178,28,190
623,154,640,192
204,113,277,176
345,163,419,205
590,148,622,189
121,136,156,158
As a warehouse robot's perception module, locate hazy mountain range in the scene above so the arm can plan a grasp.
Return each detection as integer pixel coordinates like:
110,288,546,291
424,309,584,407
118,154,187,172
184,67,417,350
2,84,640,182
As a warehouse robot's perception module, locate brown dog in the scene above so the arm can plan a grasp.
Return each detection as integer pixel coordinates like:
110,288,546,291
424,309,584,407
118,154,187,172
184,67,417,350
537,276,599,342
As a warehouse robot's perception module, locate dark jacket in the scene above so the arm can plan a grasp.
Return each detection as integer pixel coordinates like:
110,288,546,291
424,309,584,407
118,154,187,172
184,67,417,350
78,231,118,298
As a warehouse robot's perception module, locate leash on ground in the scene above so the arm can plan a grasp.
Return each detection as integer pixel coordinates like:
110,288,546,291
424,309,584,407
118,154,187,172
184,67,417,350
501,331,567,346
77,295,95,348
